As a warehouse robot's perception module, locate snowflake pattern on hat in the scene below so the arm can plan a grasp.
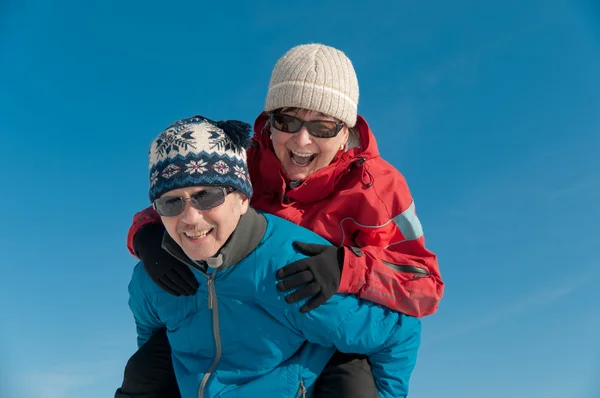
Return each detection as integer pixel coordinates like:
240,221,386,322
208,128,245,156
161,164,181,179
155,126,196,158
233,165,247,181
185,160,208,174
212,160,231,175
150,170,159,187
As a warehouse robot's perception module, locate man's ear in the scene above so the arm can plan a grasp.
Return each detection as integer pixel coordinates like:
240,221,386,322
238,192,249,214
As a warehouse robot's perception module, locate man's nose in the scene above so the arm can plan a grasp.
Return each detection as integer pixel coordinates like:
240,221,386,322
179,200,203,224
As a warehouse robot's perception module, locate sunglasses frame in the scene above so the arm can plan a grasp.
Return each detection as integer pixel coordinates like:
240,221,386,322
269,113,345,139
153,186,235,217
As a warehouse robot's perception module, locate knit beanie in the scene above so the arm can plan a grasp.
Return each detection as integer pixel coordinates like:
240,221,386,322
265,43,360,127
148,116,253,202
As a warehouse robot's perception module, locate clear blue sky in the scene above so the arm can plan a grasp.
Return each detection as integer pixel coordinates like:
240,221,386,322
1,1,599,397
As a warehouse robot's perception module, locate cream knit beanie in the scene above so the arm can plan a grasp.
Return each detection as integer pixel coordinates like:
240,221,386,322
265,43,359,127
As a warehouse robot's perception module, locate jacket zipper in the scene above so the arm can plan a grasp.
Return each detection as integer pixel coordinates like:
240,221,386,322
198,272,222,398
382,261,429,277
297,380,306,398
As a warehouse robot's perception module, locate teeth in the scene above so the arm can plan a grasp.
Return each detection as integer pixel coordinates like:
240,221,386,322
291,150,314,158
185,230,210,238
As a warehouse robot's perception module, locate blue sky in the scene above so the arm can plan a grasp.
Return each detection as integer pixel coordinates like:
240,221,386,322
1,1,599,397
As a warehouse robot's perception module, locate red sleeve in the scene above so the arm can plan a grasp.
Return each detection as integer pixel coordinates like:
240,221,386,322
126,205,162,258
337,171,444,318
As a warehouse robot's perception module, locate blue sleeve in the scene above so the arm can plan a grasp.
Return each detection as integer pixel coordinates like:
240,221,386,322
128,262,164,348
285,294,421,398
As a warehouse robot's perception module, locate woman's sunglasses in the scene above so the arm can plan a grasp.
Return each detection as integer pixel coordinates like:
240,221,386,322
153,187,235,217
269,113,344,139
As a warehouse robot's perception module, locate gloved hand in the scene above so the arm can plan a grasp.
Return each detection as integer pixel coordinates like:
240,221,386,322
276,242,344,313
134,223,199,296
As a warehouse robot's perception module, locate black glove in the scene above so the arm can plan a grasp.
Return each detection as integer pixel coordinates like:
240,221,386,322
276,242,344,313
134,223,199,296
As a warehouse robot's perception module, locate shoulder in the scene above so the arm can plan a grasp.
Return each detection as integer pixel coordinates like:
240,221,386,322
129,261,163,297
368,157,408,184
363,157,414,217
131,261,153,283
130,261,148,287
339,156,409,197
334,159,413,225
261,212,332,247
250,213,331,277
260,212,331,266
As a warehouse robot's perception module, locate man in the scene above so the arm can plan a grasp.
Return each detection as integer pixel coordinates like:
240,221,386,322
117,115,421,398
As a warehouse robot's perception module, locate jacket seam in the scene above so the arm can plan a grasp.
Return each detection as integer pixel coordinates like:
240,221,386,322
332,305,360,344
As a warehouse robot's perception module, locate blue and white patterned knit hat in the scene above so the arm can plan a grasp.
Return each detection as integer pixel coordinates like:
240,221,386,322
148,115,253,202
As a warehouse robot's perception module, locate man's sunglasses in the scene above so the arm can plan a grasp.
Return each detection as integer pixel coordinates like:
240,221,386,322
153,187,235,217
269,113,345,139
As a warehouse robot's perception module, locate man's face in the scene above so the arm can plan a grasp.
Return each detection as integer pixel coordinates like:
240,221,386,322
158,186,249,261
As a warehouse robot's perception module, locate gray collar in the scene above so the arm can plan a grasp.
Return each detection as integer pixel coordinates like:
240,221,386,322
161,207,267,274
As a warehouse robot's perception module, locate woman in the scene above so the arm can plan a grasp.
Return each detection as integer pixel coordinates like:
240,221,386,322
118,43,443,398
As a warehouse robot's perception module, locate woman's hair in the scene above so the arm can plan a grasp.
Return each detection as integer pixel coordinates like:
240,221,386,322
347,126,360,150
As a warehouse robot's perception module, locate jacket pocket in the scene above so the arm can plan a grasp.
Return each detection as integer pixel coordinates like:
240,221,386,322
382,260,429,278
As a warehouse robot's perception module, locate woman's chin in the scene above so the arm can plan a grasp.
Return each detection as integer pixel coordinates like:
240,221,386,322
281,159,311,180
283,166,311,181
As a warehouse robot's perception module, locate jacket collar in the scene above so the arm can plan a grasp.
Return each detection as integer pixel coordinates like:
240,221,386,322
161,207,267,274
249,112,380,204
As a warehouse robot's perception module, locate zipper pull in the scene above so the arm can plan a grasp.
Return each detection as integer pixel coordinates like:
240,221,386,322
207,278,213,310
297,381,306,398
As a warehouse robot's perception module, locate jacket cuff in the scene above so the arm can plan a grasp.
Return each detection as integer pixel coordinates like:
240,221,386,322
337,246,366,294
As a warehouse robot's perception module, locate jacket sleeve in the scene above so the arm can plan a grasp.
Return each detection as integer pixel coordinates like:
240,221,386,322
337,170,444,318
126,206,162,258
285,293,421,398
128,264,164,348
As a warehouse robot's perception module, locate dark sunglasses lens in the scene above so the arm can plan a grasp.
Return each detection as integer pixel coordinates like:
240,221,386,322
154,197,185,216
190,189,226,210
271,114,302,133
306,121,339,138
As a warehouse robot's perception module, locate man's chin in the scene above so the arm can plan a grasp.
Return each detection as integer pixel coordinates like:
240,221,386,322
184,251,210,262
183,245,219,262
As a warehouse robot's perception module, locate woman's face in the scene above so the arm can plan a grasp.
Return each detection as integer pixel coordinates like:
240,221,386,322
270,109,349,181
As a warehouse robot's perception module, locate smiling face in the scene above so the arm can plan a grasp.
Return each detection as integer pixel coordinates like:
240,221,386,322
270,108,349,181
159,186,249,261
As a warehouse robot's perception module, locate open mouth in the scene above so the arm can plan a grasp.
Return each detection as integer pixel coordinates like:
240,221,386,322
289,150,317,167
183,228,214,242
